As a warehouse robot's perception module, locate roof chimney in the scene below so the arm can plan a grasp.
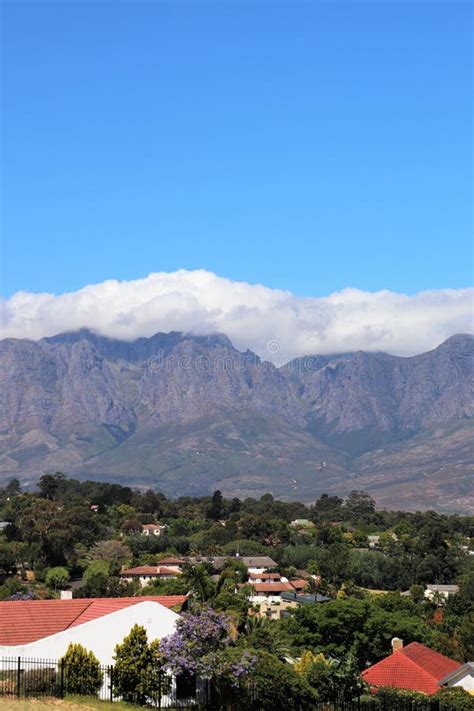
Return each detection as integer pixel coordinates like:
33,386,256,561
391,637,403,653
60,590,73,600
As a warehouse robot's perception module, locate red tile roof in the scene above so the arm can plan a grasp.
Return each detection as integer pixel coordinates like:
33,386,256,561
249,572,281,580
362,643,460,695
0,596,187,646
251,582,295,593
289,578,308,590
120,566,181,576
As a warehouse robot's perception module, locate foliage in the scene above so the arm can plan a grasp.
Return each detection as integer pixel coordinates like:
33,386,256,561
161,606,233,678
239,616,290,660
113,625,153,705
59,643,103,696
432,687,474,710
250,650,317,710
180,562,215,602
45,566,70,590
375,686,438,708
112,626,170,705
23,667,57,694
88,540,131,574
283,596,434,667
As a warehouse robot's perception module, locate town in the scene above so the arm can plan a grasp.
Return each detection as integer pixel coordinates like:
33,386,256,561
0,475,472,709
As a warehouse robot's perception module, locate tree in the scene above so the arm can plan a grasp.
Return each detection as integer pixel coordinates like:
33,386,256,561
59,643,103,696
344,491,376,522
161,606,233,678
113,625,153,705
5,479,21,497
88,539,131,574
181,562,215,602
317,543,350,584
299,654,346,702
239,616,290,660
251,650,316,710
37,473,67,500
46,566,70,591
83,560,110,594
310,494,343,523
0,543,16,574
208,490,224,521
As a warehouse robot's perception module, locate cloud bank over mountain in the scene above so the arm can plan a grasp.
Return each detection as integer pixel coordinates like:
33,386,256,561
1,270,472,362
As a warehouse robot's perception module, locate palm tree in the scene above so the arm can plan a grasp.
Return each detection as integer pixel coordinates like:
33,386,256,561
181,562,215,602
240,616,291,660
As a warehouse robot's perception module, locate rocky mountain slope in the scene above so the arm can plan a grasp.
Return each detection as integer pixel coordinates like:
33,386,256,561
0,330,472,512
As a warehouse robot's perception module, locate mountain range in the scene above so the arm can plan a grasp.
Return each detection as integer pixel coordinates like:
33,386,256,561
0,330,472,513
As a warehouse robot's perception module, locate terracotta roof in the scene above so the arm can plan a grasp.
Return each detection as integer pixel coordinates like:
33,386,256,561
362,643,460,695
120,566,181,576
251,582,295,593
0,596,187,646
289,578,308,590
249,572,281,580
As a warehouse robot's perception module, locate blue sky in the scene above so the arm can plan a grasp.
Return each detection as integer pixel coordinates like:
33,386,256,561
1,0,472,298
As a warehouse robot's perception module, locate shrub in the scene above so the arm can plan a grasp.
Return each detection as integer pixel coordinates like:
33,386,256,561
113,624,153,705
433,687,474,710
252,650,317,710
113,626,170,705
59,643,103,696
23,667,57,694
375,686,430,709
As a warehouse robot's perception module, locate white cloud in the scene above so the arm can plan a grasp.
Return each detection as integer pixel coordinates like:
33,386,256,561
1,270,472,363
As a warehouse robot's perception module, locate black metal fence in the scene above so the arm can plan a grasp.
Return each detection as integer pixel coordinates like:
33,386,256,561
312,702,444,711
0,657,465,710
0,656,211,707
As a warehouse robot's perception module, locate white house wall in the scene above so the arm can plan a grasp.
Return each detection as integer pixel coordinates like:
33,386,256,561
448,672,474,692
0,601,179,665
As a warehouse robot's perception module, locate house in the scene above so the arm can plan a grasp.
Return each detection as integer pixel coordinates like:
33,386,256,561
439,662,474,694
368,535,380,548
248,572,282,584
120,565,182,587
0,596,187,665
424,584,460,602
247,581,296,604
288,578,309,592
186,555,278,574
241,556,278,574
141,523,166,537
289,519,315,528
157,557,186,572
362,640,461,695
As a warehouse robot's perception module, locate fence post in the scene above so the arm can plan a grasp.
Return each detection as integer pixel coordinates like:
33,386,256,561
109,665,113,702
16,657,21,699
59,659,64,699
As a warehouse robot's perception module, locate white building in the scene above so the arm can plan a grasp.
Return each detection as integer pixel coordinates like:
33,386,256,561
440,662,474,694
0,596,186,665
424,584,460,602
142,523,166,537
120,565,181,588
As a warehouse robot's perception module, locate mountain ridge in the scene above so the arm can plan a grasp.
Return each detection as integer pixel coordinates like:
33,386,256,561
0,330,472,512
